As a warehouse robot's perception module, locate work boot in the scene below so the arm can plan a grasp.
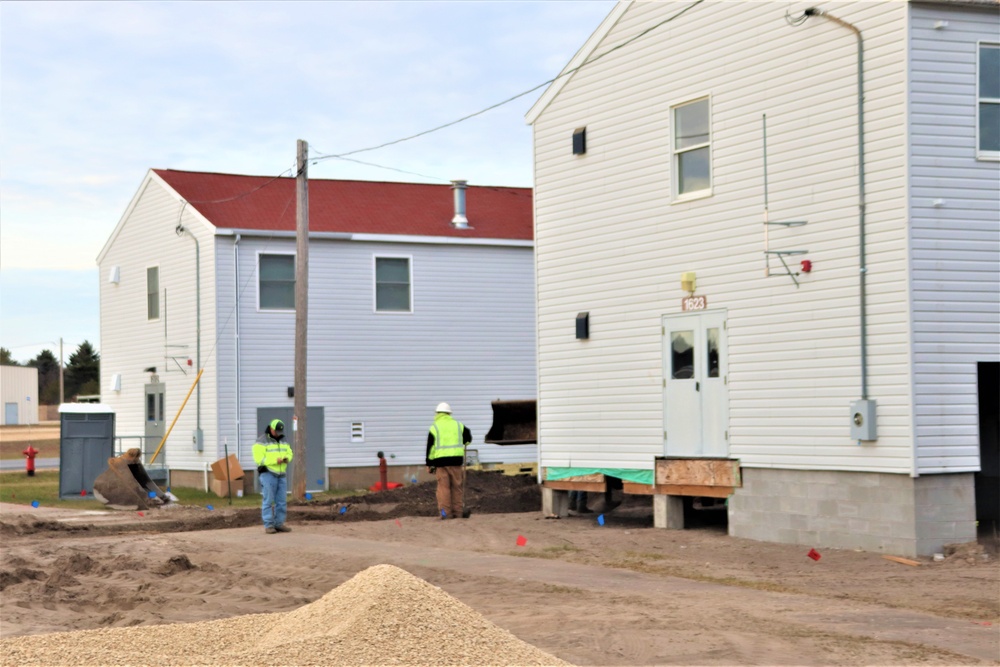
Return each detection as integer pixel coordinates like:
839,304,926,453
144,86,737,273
576,505,593,514
461,509,472,519
275,524,292,533
265,526,277,534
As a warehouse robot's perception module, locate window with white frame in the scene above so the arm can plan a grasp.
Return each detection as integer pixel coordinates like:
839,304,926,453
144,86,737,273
979,43,999,159
259,253,295,310
375,256,411,312
146,266,159,320
672,97,711,197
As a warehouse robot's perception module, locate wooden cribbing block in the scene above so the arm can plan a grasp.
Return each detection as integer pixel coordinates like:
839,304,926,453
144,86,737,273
882,555,921,567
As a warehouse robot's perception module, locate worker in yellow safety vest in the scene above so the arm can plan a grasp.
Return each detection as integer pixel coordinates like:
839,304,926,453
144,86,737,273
253,419,294,534
426,403,472,519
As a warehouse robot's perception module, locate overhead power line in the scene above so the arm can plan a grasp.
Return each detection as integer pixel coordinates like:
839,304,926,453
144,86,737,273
311,0,705,163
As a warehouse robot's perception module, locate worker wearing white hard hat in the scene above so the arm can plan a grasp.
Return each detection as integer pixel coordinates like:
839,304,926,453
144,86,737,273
426,402,472,519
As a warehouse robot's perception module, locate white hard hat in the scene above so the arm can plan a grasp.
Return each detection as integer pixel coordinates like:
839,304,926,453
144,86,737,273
435,402,452,414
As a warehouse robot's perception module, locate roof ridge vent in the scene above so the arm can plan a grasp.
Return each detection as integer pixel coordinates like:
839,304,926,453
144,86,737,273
451,180,471,229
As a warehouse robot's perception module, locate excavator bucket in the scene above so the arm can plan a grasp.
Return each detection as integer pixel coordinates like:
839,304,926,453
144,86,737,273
93,448,169,510
484,400,537,445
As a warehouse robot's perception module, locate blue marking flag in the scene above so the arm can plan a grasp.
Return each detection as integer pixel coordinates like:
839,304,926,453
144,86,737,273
206,505,214,511
339,506,347,514
441,509,447,518
31,500,39,508
305,492,313,500
597,514,605,526
148,491,156,498
316,478,323,486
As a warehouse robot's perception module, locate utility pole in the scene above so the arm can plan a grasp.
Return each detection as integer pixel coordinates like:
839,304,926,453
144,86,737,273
292,139,309,500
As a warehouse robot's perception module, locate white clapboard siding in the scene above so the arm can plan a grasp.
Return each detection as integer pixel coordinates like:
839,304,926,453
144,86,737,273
226,236,537,471
908,4,1000,474
531,1,912,472
98,172,219,470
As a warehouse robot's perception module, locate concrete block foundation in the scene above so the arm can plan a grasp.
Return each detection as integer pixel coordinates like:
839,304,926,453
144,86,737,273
728,468,977,557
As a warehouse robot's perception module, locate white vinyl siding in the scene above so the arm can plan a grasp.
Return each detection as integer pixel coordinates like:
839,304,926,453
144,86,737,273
98,173,218,472
531,1,911,473
231,237,536,470
908,5,1000,474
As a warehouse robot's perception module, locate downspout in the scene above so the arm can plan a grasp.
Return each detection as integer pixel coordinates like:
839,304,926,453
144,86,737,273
234,234,242,461
803,7,869,400
176,219,202,448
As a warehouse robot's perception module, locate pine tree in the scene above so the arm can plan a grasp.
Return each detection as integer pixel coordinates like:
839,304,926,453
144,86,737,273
29,349,60,404
66,341,100,399
0,347,19,365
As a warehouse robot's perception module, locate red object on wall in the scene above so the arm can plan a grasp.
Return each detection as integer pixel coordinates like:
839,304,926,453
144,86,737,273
800,259,813,273
807,548,821,561
22,445,38,476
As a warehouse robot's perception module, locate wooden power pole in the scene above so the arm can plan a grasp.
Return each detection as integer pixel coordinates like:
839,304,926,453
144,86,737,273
293,139,309,500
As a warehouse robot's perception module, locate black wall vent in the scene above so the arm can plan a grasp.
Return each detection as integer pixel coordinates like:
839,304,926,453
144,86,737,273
572,127,586,155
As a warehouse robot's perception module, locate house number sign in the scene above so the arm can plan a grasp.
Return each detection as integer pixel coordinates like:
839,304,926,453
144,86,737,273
682,295,707,311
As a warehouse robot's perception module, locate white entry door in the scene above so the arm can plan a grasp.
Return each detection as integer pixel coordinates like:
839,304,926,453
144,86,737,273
662,310,728,457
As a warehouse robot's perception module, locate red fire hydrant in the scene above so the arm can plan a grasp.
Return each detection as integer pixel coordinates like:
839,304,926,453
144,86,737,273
22,445,39,477
377,451,388,492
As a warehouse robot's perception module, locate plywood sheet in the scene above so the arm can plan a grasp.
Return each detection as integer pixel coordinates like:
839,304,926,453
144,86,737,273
655,458,741,487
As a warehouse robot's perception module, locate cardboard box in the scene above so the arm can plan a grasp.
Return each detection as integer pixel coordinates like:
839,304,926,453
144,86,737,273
210,454,244,482
210,477,244,498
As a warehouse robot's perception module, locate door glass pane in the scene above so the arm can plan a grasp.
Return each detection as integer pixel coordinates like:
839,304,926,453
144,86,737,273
706,328,720,378
147,394,156,422
671,330,694,379
158,393,165,421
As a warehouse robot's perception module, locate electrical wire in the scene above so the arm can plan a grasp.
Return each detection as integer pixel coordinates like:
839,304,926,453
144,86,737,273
311,153,450,183
311,0,706,163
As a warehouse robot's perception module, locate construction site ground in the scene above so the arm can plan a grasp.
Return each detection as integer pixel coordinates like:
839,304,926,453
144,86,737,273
1,470,997,666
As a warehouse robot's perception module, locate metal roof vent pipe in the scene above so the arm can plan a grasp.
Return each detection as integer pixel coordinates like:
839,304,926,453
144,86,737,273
450,180,471,229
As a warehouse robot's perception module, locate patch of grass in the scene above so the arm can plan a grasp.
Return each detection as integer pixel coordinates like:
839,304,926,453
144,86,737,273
0,471,107,510
542,583,585,595
542,544,581,554
623,550,669,560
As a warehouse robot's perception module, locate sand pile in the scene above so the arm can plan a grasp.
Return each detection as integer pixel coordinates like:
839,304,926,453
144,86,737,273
0,564,569,666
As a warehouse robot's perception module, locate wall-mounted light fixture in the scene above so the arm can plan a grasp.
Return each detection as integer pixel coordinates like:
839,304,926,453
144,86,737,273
111,374,122,392
109,266,120,284
680,272,696,294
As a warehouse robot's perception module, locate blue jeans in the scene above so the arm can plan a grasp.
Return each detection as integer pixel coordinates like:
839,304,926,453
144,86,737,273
260,471,287,528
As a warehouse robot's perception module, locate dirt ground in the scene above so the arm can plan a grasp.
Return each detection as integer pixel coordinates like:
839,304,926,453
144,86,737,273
1,471,997,666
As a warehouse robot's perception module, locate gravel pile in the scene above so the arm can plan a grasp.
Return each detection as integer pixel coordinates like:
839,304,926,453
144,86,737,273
0,564,569,666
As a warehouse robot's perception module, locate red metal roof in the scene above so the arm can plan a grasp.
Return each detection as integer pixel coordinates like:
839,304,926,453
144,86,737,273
153,169,533,241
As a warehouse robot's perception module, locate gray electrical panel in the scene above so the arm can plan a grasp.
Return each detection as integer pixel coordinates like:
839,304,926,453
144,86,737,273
850,399,877,441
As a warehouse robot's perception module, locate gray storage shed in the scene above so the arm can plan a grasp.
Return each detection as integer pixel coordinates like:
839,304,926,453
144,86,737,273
59,403,115,499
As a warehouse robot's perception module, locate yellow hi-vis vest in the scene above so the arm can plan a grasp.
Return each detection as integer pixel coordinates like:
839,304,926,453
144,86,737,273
253,435,293,475
429,414,465,461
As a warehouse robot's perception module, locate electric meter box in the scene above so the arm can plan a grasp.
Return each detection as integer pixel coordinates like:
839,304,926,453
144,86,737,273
850,399,877,441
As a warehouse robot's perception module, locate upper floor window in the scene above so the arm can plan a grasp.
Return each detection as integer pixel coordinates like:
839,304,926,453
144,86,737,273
672,97,712,198
259,253,295,310
979,43,999,160
146,266,159,320
375,256,411,312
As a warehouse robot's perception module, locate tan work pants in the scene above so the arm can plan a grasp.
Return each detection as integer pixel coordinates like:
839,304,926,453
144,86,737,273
435,466,465,518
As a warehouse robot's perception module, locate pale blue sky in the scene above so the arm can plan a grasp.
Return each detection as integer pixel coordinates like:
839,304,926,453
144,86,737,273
0,0,615,364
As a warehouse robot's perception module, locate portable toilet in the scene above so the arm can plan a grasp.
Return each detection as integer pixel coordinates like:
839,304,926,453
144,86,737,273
59,403,115,499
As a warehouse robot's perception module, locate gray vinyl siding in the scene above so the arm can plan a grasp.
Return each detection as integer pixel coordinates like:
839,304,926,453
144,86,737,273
98,174,219,471
908,3,1000,474
229,236,537,471
532,2,913,472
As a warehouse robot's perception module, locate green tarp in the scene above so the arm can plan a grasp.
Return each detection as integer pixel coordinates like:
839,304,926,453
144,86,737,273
544,467,654,486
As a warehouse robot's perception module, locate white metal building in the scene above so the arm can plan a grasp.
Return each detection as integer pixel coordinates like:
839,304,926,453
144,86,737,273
528,0,999,556
97,169,537,490
0,365,39,425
